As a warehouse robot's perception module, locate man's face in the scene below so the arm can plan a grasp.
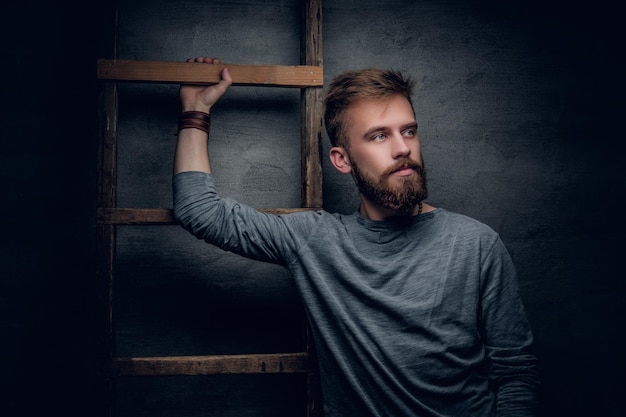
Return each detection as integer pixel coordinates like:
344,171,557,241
342,94,428,215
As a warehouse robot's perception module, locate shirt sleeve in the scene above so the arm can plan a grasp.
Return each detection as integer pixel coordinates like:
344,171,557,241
173,171,316,265
480,237,541,416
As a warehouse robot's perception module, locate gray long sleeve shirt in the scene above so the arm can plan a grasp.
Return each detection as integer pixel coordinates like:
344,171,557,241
173,171,539,417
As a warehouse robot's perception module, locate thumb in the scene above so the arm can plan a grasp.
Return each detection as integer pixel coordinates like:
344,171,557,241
220,67,233,87
209,67,232,100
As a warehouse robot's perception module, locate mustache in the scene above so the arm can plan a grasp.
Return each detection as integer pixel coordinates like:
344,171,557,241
382,158,423,177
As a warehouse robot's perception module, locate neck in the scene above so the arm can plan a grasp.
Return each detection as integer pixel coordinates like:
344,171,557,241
358,198,425,221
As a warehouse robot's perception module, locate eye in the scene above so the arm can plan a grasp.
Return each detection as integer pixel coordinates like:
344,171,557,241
403,128,416,137
371,133,386,141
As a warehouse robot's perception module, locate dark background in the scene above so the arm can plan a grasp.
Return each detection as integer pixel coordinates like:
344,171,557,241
1,1,624,416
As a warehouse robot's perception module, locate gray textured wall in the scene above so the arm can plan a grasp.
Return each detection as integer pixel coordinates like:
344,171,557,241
1,1,623,417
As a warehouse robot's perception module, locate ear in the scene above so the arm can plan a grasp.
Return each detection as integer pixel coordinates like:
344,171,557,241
329,146,353,174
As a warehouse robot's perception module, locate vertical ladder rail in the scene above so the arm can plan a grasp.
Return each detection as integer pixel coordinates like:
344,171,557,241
301,0,324,210
95,82,118,417
301,4,324,417
95,2,119,417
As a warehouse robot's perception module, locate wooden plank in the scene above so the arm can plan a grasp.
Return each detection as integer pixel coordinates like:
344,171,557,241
301,3,325,416
96,207,321,225
95,3,119,417
95,70,118,353
97,59,323,88
108,352,312,377
300,0,324,210
97,208,174,225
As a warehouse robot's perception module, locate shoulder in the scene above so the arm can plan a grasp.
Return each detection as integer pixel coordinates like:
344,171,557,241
433,209,502,248
435,209,496,233
280,209,350,232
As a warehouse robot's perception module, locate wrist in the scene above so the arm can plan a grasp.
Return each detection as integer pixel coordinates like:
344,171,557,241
178,111,211,135
181,101,211,113
182,106,211,113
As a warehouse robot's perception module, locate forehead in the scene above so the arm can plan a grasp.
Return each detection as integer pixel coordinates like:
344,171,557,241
345,95,415,134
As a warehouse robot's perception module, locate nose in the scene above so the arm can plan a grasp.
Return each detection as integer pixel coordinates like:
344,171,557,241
391,133,411,159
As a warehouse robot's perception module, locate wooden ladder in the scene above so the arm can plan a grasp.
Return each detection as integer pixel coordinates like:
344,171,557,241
95,1,323,416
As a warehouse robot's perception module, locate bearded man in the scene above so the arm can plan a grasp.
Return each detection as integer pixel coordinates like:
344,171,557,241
172,57,540,417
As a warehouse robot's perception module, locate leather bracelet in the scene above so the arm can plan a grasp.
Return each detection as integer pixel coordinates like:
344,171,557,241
178,111,211,135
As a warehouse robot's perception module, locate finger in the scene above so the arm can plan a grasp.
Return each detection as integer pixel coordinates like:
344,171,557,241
221,67,232,83
212,67,233,95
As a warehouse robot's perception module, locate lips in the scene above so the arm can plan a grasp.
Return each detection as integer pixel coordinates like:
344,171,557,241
392,166,415,176
385,159,420,176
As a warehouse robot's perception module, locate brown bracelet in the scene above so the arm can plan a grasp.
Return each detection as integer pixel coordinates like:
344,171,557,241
178,111,211,135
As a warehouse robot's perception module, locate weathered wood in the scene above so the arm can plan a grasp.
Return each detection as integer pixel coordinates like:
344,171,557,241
97,59,323,88
108,352,312,377
95,55,118,362
96,207,321,225
95,3,119,417
301,0,324,210
97,208,174,225
302,2,324,416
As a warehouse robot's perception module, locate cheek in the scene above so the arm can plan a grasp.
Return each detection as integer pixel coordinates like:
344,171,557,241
410,144,423,162
352,154,383,175
349,144,396,174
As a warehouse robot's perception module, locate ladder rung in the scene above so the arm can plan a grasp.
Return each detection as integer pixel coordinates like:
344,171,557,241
97,59,323,87
97,207,321,225
97,208,174,224
105,352,312,377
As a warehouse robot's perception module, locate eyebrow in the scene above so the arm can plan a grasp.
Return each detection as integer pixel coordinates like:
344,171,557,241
362,122,418,139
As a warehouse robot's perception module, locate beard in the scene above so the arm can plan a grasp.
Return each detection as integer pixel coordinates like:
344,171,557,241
351,156,428,215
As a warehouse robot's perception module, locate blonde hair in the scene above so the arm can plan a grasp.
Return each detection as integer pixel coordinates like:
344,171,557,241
324,68,416,148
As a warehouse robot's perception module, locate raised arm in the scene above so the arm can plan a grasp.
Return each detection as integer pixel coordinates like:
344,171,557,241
174,57,232,174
